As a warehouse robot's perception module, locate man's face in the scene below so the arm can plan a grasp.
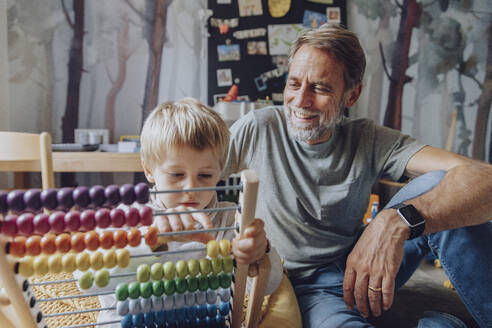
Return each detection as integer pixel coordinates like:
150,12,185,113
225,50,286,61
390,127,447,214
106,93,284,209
283,45,351,144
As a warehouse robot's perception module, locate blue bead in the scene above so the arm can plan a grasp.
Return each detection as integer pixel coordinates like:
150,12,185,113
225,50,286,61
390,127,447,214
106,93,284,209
144,311,154,326
216,314,225,326
121,314,133,328
218,301,230,316
154,310,166,325
195,317,205,327
185,305,196,319
206,303,217,317
196,304,207,318
205,315,215,328
175,308,186,322
132,312,145,327
165,309,176,324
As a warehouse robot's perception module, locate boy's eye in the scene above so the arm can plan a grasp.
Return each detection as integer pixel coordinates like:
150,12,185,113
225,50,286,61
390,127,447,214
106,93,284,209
199,174,213,179
168,172,184,177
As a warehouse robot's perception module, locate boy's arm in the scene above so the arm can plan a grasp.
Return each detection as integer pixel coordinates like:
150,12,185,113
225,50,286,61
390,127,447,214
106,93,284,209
262,245,283,295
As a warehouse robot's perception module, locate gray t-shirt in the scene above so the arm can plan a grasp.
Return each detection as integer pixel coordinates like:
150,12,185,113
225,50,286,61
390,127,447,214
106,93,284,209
223,106,426,279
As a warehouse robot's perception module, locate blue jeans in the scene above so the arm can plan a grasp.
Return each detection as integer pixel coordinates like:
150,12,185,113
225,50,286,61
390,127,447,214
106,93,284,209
292,171,492,327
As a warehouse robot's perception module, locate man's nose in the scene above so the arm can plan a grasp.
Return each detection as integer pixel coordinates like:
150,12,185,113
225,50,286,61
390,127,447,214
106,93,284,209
292,83,313,108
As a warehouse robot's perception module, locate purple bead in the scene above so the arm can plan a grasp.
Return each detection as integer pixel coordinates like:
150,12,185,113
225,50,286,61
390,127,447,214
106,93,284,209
0,191,7,214
23,189,42,211
139,206,153,226
105,185,121,206
120,184,136,205
95,208,111,229
49,211,66,234
57,187,74,210
64,211,81,232
40,188,58,210
124,207,140,227
7,190,25,212
33,213,50,234
73,186,90,208
134,183,150,204
80,209,96,231
110,208,125,228
17,213,35,235
89,185,106,207
2,215,18,236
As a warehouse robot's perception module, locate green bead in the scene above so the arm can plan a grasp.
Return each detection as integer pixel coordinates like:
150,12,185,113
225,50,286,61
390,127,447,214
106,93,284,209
198,275,208,292
140,281,153,298
95,269,110,288
187,259,200,277
208,273,219,290
137,264,151,283
152,280,165,297
176,260,188,278
78,271,93,290
128,281,140,299
219,272,231,289
187,277,198,292
163,261,175,280
115,283,129,301
211,257,222,274
199,258,211,275
175,277,187,294
164,279,176,296
222,256,234,273
151,263,164,280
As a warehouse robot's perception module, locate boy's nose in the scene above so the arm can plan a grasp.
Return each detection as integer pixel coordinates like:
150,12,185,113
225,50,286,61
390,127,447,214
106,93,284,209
184,176,198,190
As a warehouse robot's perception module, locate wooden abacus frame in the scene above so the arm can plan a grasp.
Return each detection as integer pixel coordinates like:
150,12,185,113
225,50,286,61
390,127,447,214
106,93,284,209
0,169,270,328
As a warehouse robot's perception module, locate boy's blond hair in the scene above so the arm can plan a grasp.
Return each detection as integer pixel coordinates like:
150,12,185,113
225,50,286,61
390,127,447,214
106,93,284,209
140,97,230,170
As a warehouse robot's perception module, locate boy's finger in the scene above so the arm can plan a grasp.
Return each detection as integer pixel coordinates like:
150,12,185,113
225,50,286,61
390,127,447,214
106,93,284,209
167,214,184,231
190,232,215,244
243,218,265,237
180,212,196,231
191,211,213,229
154,215,171,233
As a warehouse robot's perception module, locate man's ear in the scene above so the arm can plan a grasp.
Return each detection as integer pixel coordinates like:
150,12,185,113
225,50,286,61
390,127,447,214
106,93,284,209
344,83,363,108
141,159,155,183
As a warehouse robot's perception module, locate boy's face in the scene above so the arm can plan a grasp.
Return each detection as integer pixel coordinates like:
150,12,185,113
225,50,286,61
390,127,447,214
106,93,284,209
145,145,222,209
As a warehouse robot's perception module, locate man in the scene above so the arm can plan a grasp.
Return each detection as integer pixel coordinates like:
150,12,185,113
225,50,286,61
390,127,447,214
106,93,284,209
223,23,492,327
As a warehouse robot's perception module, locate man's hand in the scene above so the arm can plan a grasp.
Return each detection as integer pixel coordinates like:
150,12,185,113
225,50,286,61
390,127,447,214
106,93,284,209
343,210,409,318
232,218,268,265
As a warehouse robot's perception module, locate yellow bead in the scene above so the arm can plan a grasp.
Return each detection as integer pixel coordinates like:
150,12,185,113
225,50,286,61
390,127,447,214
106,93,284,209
199,258,211,275
18,257,34,278
103,250,117,269
219,239,231,257
62,253,77,273
76,252,91,271
116,249,130,268
48,254,63,273
90,251,104,270
33,255,49,276
207,240,219,258
176,260,188,278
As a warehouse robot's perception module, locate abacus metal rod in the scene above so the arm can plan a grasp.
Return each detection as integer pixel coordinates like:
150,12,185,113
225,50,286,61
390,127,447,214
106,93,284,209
44,306,116,318
38,290,114,302
31,272,135,286
155,225,237,237
60,319,121,328
151,184,242,194
153,205,240,216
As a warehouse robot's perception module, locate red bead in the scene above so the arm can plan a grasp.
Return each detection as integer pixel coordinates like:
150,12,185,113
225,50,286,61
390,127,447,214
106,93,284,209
33,213,50,234
125,207,140,227
55,233,71,253
64,211,81,232
10,236,26,257
71,232,86,253
85,231,100,251
100,231,114,249
2,215,18,236
95,208,111,229
127,228,141,247
80,209,96,231
145,226,158,246
26,235,42,256
139,206,153,226
113,230,128,248
41,233,57,255
110,208,125,228
49,212,66,234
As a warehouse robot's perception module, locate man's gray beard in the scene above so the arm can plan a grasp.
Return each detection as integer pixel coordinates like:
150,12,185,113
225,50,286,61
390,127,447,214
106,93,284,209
285,105,343,143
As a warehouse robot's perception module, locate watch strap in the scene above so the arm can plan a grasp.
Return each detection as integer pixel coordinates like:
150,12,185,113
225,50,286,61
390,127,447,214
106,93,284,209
391,203,425,239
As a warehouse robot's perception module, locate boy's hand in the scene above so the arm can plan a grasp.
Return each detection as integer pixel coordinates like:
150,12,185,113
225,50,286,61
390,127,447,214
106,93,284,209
232,218,268,265
153,205,214,244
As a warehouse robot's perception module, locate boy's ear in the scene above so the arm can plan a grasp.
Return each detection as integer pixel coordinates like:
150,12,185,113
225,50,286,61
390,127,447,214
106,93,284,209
141,159,155,183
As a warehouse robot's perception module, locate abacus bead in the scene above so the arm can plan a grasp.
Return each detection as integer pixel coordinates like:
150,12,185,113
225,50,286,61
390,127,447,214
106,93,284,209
57,187,74,209
175,277,187,294
143,311,154,326
73,186,90,208
55,233,71,253
151,295,163,311
163,295,174,310
62,253,77,272
26,235,42,256
121,314,132,328
174,306,185,320
185,293,195,306
33,213,50,234
132,313,145,328
206,303,217,317
137,264,151,283
163,261,175,280
155,310,166,325
139,206,153,226
216,313,225,327
112,230,127,249
218,288,230,302
125,207,140,227
176,260,188,278
151,263,164,280
90,251,104,270
187,277,198,292
7,190,25,212
199,258,211,275
76,252,91,271
198,275,208,292
205,315,214,327
71,232,86,253
116,249,130,268
103,249,117,268
116,283,129,301
48,255,63,273
100,231,114,249
0,190,7,213
120,184,136,205
10,236,26,257
208,273,219,290
85,231,100,251
211,258,222,274
24,189,42,211
144,226,158,247
152,280,165,297
17,213,34,235
128,281,140,299
89,185,105,207
18,257,34,278
187,259,200,277
80,210,96,231
95,208,111,229
2,215,18,236
207,240,219,258
195,291,206,306
218,273,231,289
49,212,66,234
110,208,125,228
41,233,57,255
196,304,207,318
40,188,58,210
104,184,121,206
222,256,233,273
127,228,141,247
128,299,140,315
64,211,81,232
95,269,110,287
165,309,176,323
206,290,217,304
218,301,230,315
135,182,150,204
140,297,152,312
116,300,129,316
164,279,176,296
33,255,49,276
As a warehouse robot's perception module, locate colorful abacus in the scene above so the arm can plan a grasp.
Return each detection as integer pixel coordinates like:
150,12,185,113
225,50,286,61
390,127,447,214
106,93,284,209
0,170,267,328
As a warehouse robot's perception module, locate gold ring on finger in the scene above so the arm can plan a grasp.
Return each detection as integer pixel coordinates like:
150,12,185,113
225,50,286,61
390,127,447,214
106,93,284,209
368,285,382,292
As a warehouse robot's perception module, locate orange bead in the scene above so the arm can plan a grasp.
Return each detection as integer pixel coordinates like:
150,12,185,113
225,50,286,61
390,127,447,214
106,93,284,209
100,231,114,250
127,228,141,247
113,230,128,249
85,231,100,251
41,233,57,255
26,235,42,256
145,226,158,247
55,233,71,253
10,236,26,257
71,232,86,253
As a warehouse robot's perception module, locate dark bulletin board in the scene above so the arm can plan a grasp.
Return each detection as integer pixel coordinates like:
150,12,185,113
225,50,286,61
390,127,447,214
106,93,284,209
207,0,347,106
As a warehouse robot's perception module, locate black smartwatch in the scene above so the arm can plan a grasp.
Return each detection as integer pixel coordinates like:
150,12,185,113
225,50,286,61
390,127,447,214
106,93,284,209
391,203,426,239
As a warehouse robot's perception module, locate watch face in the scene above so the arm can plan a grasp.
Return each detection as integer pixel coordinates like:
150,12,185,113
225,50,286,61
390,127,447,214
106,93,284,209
398,205,424,226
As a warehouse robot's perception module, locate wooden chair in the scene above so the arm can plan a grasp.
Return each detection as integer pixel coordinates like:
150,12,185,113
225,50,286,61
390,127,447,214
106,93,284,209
0,131,54,190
